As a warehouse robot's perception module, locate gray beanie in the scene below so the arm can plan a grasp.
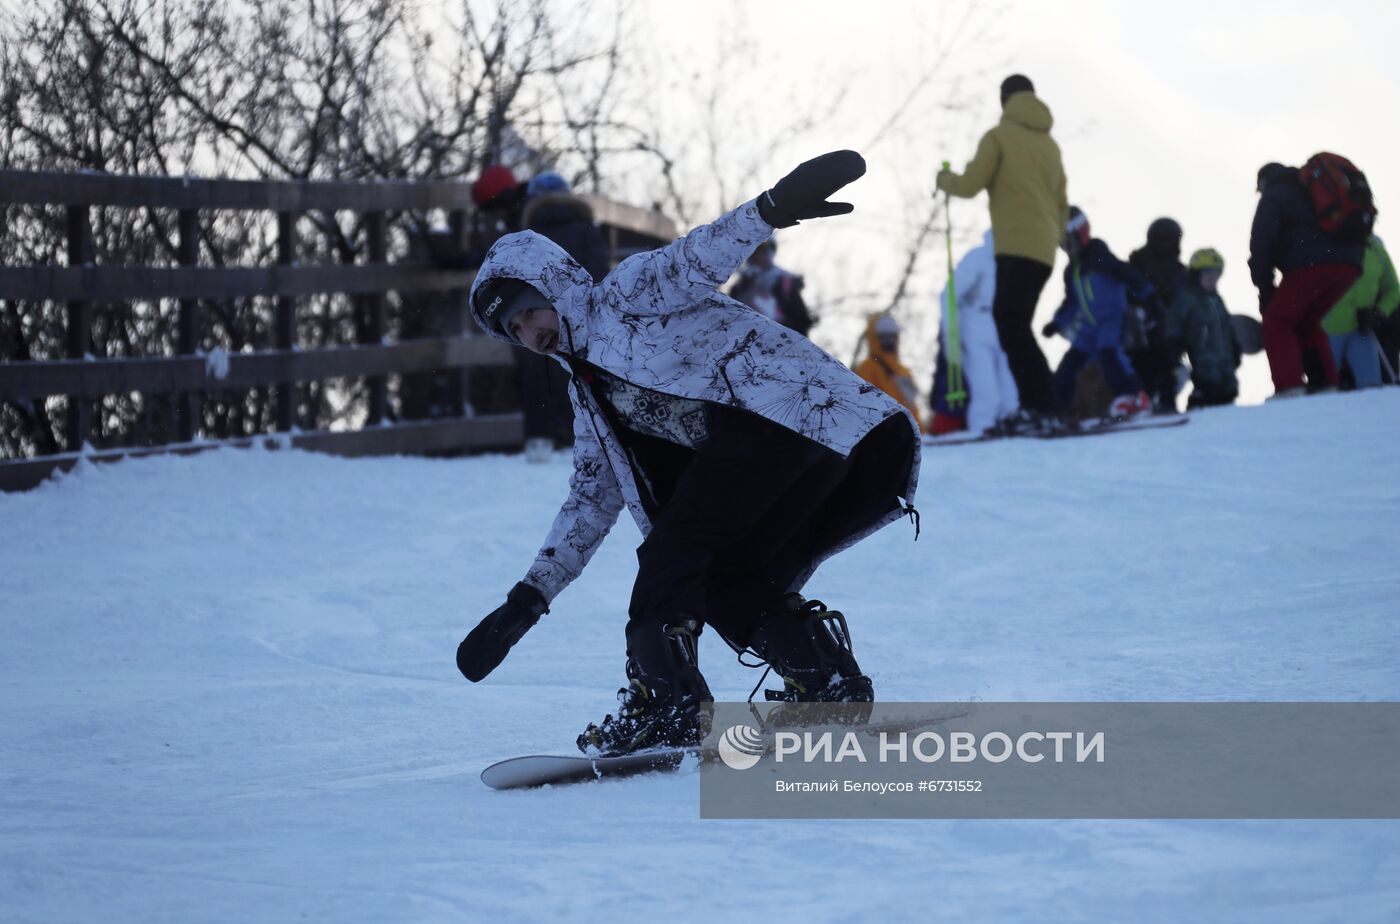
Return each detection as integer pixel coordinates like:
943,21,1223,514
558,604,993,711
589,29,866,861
475,278,540,340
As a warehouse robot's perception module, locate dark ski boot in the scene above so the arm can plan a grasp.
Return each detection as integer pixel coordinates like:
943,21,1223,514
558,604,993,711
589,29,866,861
577,619,713,757
749,594,874,705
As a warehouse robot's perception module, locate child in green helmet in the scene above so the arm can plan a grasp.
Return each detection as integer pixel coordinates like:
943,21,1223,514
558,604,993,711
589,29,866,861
1165,248,1243,408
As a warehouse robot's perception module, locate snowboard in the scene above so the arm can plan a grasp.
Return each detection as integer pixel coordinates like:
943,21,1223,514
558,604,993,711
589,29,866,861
481,747,705,790
481,707,974,790
922,414,1188,447
1036,414,1189,440
1231,314,1265,355
922,430,1002,448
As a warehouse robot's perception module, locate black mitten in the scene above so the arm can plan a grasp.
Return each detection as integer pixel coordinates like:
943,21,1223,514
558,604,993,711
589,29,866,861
757,150,867,229
457,582,548,682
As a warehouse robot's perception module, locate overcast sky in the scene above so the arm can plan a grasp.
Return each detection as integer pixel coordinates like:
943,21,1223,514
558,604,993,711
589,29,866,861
631,0,1400,404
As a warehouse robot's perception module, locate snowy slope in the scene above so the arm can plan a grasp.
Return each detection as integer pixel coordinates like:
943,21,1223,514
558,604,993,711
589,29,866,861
2,392,1399,923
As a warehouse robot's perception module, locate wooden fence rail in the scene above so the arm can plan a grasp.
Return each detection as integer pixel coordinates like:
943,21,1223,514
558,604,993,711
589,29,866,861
0,169,676,491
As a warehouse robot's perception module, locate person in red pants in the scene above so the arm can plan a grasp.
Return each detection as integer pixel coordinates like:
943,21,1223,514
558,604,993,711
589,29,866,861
1249,163,1364,395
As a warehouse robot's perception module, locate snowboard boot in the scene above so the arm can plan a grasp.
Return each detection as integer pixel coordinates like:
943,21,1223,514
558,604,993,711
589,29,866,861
749,594,875,706
988,408,1063,437
1107,391,1152,420
577,618,713,758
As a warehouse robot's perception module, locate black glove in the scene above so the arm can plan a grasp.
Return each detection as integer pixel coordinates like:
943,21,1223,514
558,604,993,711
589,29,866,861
1258,286,1275,315
1041,321,1058,338
757,150,866,229
457,582,548,682
1356,308,1382,333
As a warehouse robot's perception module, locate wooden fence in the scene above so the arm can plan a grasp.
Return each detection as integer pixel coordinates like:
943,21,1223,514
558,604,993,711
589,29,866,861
0,169,675,491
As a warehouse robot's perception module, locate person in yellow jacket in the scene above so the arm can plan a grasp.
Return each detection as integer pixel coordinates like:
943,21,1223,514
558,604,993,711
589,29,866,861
937,74,1069,430
854,314,925,431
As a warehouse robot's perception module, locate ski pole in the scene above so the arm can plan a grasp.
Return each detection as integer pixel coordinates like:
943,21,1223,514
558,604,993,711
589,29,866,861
941,160,966,409
1366,328,1398,385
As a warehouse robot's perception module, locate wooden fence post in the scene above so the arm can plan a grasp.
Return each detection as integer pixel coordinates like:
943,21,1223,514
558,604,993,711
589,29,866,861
64,205,93,452
275,212,297,431
447,208,469,417
176,208,201,442
363,211,387,425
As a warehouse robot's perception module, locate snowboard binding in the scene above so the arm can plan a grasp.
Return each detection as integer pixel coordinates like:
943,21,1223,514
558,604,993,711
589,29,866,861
748,594,875,707
577,619,713,758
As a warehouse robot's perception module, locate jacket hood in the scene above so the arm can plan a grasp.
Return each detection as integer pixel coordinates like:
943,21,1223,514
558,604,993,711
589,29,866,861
1259,163,1298,189
864,314,910,373
1001,92,1053,133
522,192,595,229
468,230,594,344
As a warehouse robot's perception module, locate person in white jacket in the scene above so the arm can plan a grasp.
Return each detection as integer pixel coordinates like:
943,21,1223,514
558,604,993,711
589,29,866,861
939,230,1020,434
454,152,922,757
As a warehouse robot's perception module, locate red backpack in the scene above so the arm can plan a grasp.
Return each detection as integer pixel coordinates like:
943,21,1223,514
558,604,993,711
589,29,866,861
1299,153,1378,243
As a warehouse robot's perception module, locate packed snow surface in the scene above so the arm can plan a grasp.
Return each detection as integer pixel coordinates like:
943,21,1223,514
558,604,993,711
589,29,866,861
3,392,1399,922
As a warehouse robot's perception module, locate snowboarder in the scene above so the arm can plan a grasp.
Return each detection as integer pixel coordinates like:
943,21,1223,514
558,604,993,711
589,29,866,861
455,151,921,758
1042,207,1154,420
1127,218,1188,412
1249,161,1365,396
936,74,1069,429
940,230,1020,434
1322,234,1399,390
1164,248,1242,408
728,239,814,336
853,314,925,432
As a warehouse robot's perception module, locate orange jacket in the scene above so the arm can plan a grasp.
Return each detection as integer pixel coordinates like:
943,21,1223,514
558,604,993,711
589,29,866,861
853,316,925,431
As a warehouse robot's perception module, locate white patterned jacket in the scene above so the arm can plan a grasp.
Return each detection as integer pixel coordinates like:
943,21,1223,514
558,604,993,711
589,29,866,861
468,199,921,604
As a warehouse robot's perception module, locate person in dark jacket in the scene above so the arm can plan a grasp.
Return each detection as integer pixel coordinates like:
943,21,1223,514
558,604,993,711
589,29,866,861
468,164,529,259
1127,218,1188,411
516,172,611,458
522,172,610,279
424,163,529,269
416,164,530,420
1042,208,1154,419
1165,248,1241,408
1249,162,1365,396
729,239,814,336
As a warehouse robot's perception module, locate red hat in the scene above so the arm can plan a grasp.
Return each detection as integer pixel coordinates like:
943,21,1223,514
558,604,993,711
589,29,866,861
471,165,521,208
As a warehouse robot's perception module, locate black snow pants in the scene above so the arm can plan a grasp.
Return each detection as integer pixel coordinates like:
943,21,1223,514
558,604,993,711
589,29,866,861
992,255,1056,414
627,408,910,650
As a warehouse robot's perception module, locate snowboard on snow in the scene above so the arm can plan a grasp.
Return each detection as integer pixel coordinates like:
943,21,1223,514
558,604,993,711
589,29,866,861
922,429,1005,448
922,413,1188,448
1034,413,1190,440
480,707,973,791
481,747,705,790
